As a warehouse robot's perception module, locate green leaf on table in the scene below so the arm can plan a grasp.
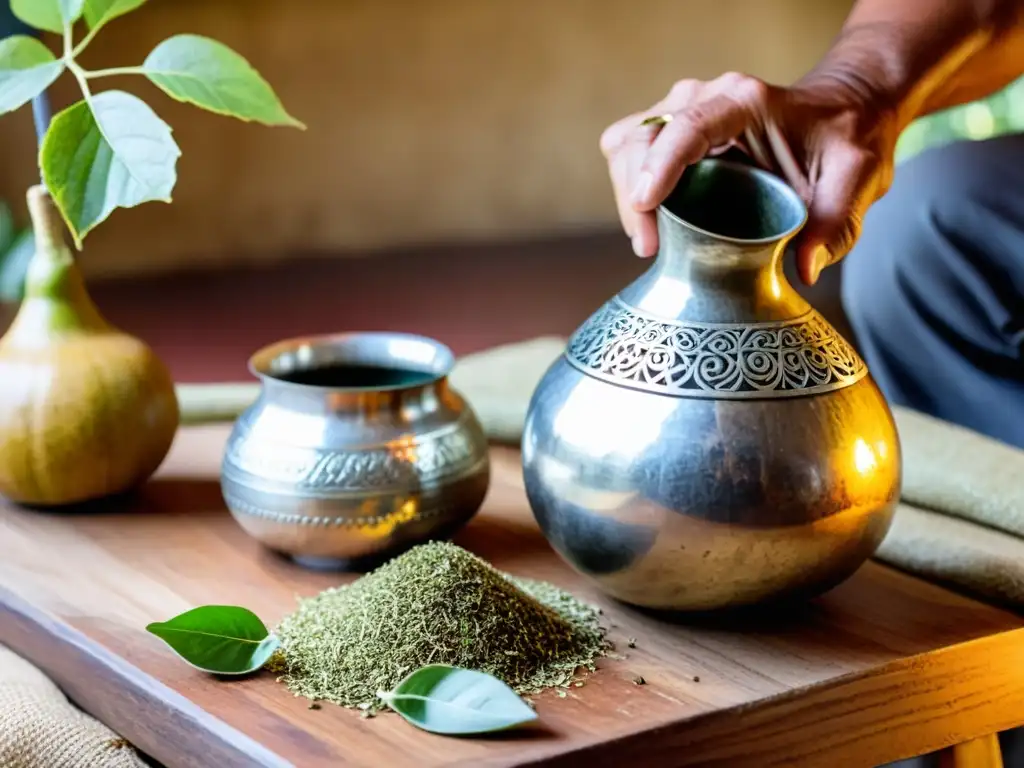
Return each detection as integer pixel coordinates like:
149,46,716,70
142,34,305,128
0,36,65,116
11,0,85,33
146,605,281,675
378,665,539,736
40,90,180,247
83,0,147,31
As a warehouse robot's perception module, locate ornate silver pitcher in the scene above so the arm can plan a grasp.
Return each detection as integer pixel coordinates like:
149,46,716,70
521,158,901,611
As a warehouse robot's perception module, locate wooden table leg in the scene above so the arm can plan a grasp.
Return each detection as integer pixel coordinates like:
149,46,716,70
937,734,1004,768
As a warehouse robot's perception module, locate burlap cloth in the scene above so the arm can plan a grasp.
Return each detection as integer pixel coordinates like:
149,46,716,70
0,644,145,767
6,337,1023,766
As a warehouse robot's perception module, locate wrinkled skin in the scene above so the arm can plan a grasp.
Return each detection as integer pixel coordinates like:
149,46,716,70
599,71,901,285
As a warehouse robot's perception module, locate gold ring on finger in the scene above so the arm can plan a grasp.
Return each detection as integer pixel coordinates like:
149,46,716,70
640,113,674,128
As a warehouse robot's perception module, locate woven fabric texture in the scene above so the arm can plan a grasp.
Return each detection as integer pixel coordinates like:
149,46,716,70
0,644,145,767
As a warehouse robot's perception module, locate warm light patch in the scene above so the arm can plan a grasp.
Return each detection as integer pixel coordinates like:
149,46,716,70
359,498,419,539
389,434,418,463
853,438,877,475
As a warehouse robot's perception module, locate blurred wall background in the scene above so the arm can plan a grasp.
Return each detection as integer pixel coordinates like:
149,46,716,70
0,0,855,279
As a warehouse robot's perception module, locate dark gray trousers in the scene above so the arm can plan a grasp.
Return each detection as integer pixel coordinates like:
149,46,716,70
843,133,1024,450
842,135,1024,766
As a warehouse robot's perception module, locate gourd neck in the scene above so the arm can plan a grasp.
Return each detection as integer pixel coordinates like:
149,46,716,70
2,186,110,347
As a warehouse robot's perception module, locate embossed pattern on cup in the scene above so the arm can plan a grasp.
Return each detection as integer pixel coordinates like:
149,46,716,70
220,332,490,570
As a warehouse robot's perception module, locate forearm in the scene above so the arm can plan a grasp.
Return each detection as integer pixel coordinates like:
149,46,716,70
799,0,1024,128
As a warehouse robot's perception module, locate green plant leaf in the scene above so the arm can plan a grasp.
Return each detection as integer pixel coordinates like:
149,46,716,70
83,0,147,31
11,0,84,33
146,605,280,675
0,198,31,302
40,90,180,246
60,0,86,22
0,201,14,255
142,34,305,128
0,230,35,302
0,36,64,115
378,665,539,736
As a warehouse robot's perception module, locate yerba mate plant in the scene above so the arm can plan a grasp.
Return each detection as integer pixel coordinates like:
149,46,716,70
0,0,304,247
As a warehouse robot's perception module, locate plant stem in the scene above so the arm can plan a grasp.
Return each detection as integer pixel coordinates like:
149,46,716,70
32,92,51,187
67,60,93,100
71,19,103,58
31,95,52,146
62,20,74,60
83,66,146,79
59,21,90,101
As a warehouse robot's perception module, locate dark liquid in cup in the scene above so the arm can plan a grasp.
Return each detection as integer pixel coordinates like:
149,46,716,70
275,363,438,389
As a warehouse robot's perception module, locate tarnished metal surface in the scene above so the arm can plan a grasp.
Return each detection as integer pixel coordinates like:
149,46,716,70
221,332,489,569
522,159,900,610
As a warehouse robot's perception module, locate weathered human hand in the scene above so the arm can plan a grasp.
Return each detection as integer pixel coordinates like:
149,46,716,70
599,71,900,285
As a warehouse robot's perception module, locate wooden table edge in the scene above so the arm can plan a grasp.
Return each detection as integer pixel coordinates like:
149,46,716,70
500,625,1024,768
0,585,294,768
4,568,1024,768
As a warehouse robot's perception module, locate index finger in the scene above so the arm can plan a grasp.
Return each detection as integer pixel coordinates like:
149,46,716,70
632,92,761,211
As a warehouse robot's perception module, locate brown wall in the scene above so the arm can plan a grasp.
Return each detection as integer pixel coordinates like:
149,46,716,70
0,0,853,278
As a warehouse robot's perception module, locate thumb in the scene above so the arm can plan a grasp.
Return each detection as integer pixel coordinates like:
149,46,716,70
795,146,881,286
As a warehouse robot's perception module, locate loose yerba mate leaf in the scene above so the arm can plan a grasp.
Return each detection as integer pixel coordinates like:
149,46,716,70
146,605,280,675
379,665,539,736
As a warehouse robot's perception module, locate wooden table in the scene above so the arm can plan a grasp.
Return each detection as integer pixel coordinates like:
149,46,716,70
1,426,1023,768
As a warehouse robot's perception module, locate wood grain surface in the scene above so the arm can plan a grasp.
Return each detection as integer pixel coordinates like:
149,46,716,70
1,426,1023,768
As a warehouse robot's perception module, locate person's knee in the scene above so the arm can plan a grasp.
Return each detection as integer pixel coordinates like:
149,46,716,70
841,139,1007,333
842,134,1024,359
838,146,943,338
